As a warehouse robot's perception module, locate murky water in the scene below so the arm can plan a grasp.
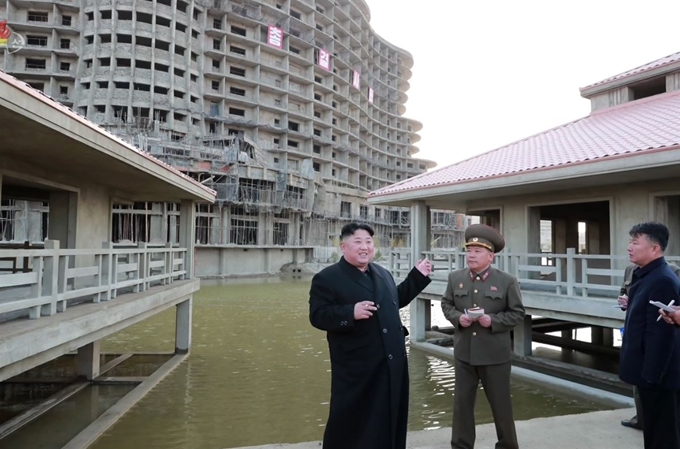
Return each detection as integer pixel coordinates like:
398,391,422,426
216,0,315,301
0,384,135,449
87,277,609,449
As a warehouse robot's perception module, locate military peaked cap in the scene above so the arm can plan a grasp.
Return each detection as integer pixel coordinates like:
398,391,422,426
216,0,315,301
464,224,505,253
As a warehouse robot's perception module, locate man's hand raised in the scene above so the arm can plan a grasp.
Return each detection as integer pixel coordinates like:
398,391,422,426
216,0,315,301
416,258,432,277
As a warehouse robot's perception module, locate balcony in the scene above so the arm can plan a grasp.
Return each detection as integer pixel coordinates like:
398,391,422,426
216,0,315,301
0,241,187,320
389,248,668,331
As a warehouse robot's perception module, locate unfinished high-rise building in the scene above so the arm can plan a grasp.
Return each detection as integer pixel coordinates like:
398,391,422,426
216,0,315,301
0,0,466,275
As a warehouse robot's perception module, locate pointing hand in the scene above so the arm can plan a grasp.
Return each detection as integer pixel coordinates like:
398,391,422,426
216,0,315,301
416,258,432,276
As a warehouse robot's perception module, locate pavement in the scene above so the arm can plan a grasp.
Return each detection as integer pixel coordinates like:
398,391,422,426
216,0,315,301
233,407,643,449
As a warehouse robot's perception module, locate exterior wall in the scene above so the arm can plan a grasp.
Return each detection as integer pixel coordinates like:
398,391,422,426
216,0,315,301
75,183,111,249
0,0,432,193
194,246,313,277
590,87,633,112
463,178,680,271
2,155,112,249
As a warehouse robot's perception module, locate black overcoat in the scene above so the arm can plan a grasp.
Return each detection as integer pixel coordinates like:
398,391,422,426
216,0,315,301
309,257,431,449
620,257,680,389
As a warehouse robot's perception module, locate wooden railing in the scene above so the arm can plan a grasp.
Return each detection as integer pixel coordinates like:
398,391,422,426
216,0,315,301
0,240,187,320
390,248,680,299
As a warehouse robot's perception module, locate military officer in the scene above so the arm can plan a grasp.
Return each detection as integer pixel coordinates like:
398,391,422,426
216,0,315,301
441,224,525,449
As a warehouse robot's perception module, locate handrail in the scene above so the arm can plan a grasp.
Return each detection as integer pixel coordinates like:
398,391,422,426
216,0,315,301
388,248,670,299
0,240,188,320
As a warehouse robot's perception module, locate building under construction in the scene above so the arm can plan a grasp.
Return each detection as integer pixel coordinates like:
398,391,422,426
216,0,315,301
0,0,466,275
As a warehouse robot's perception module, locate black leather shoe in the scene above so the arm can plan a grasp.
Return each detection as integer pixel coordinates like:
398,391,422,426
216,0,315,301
621,419,643,430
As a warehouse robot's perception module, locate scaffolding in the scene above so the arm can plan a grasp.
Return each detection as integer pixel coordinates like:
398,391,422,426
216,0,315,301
0,199,49,244
74,118,467,258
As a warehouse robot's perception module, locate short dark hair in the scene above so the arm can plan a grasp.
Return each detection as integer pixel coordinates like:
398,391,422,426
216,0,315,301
629,222,669,252
340,222,374,240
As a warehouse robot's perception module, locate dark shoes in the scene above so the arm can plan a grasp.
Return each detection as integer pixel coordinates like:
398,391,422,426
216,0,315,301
621,419,643,430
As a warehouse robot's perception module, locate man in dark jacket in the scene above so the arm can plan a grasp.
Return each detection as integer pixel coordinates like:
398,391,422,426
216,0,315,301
619,222,680,449
309,222,432,449
618,262,680,431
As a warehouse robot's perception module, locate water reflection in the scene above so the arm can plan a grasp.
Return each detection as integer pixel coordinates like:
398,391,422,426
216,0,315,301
0,385,134,449
87,277,608,449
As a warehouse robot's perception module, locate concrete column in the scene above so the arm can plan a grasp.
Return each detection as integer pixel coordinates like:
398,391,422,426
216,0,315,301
591,326,614,346
175,297,193,354
591,326,604,345
561,329,573,340
554,219,567,253
587,221,600,254
513,315,532,357
0,173,3,203
77,340,101,380
221,205,230,244
258,212,269,245
666,196,680,256
565,218,580,251
409,201,430,342
527,207,541,279
48,191,78,250
179,200,196,278
149,202,164,242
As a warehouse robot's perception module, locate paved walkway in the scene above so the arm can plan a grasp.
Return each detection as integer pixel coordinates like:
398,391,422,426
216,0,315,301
235,408,643,449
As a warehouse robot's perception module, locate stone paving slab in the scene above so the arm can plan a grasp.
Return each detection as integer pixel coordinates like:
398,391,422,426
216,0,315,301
234,407,642,449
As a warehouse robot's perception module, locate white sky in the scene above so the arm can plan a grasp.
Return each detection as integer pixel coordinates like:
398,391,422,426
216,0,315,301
365,0,680,169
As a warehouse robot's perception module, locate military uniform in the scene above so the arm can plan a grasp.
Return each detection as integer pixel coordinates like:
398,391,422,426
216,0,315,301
441,224,525,449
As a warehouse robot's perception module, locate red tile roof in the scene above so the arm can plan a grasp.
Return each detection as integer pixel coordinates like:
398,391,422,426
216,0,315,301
0,70,216,198
370,89,680,198
581,51,680,91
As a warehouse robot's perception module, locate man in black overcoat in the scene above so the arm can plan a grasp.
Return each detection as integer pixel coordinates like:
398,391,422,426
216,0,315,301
619,222,680,449
309,222,432,449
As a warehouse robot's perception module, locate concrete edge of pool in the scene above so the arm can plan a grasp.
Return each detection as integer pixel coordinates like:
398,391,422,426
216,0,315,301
67,342,634,448
412,341,634,408
231,407,642,449
61,353,188,449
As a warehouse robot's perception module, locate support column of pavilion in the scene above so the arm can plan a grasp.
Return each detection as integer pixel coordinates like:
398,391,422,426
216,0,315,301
409,200,431,343
176,199,197,354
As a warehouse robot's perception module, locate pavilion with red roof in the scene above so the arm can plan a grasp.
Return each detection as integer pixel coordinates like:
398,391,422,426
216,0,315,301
369,51,680,360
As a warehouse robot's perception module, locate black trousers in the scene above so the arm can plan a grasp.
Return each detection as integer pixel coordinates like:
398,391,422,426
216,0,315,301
451,359,518,449
631,386,644,428
638,385,680,449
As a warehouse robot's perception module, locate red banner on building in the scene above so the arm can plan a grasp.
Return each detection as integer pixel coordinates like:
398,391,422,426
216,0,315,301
352,70,360,89
267,25,283,49
318,48,331,71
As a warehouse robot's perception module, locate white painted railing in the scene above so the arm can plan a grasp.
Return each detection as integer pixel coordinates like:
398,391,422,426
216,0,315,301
390,248,680,299
0,240,187,320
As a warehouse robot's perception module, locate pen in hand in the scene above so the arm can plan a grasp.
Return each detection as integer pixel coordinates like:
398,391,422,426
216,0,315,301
657,300,676,322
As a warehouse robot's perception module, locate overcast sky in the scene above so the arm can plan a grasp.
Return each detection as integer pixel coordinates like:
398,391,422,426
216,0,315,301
364,0,680,169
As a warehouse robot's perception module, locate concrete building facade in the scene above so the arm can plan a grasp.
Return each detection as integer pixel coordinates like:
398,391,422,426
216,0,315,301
0,0,466,276
0,68,217,445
